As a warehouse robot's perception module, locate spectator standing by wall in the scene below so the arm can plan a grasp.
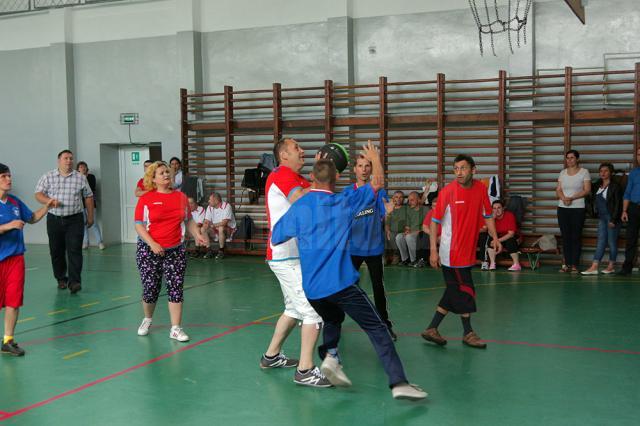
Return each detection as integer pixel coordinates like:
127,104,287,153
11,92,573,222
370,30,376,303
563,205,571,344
76,161,104,250
619,147,640,275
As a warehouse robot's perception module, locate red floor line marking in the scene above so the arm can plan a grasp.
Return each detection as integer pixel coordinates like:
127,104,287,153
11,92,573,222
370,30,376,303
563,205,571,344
250,323,640,356
0,322,255,421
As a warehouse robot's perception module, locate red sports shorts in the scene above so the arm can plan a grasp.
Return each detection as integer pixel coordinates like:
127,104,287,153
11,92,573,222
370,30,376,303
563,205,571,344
0,255,25,308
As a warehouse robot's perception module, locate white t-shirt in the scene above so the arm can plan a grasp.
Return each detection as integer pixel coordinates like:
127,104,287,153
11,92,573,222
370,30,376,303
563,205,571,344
205,202,236,229
558,168,590,208
190,205,205,224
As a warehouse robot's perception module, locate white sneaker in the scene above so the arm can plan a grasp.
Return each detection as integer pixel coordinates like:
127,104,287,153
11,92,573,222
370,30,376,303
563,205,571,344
481,261,489,271
320,355,352,387
137,318,152,336
82,243,89,250
169,326,190,342
392,383,428,400
99,243,105,250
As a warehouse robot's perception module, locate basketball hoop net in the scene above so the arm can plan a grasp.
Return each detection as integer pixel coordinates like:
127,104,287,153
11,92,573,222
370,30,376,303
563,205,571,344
468,0,533,56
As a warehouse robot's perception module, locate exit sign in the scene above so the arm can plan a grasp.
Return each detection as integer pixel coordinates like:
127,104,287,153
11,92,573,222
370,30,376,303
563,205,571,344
120,113,139,125
131,152,140,164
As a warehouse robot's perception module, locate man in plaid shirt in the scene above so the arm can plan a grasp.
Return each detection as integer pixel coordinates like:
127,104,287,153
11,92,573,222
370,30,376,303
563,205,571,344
35,150,94,294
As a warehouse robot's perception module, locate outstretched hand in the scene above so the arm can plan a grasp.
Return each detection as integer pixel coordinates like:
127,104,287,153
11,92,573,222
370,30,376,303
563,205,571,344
360,140,380,163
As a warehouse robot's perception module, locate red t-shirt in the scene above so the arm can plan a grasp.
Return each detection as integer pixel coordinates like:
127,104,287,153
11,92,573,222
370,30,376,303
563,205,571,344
136,178,145,191
422,210,442,236
134,190,189,248
431,180,491,267
495,210,518,237
265,166,311,261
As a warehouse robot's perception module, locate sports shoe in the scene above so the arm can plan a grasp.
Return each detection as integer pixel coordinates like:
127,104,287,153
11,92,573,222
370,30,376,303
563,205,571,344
399,260,411,266
82,243,88,249
480,261,489,271
489,263,496,271
463,331,487,349
601,268,615,275
99,243,106,250
508,263,522,272
203,251,216,259
1,340,25,357
57,279,68,290
420,328,447,346
392,383,428,400
293,366,332,388
581,269,599,275
413,259,426,268
137,318,153,336
320,356,352,387
215,251,225,260
68,281,82,294
169,326,190,342
260,352,299,369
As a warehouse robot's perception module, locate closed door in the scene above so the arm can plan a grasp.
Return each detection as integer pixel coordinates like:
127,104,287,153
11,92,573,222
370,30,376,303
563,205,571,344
119,146,149,243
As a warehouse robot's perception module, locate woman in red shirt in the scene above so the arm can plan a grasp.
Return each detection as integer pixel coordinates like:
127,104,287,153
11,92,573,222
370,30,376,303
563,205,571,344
479,200,521,271
134,161,206,342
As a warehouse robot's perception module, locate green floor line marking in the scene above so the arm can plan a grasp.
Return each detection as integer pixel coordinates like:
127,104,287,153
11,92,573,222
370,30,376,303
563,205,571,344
48,309,68,316
80,302,100,308
63,349,90,360
111,296,131,301
17,317,36,324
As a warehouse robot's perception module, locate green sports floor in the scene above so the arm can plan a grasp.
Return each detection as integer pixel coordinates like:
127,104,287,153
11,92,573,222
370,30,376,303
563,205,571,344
1,244,639,425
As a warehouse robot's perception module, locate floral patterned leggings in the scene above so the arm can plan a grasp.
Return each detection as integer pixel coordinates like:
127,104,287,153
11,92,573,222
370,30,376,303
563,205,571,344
136,240,187,304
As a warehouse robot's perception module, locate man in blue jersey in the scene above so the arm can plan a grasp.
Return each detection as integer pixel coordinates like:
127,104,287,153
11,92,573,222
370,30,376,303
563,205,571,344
343,155,396,340
0,163,53,356
271,143,427,400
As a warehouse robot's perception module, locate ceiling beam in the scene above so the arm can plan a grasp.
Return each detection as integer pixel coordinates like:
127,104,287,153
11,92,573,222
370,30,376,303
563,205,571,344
564,0,586,24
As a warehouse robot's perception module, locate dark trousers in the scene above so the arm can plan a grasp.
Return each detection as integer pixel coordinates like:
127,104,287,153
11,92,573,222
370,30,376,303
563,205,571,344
416,232,430,261
351,254,392,329
308,284,408,387
46,213,84,284
557,207,586,267
622,202,640,272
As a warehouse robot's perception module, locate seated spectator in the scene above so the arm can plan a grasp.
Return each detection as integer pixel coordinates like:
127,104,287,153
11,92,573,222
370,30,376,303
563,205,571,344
169,157,184,191
186,197,206,257
478,200,521,271
202,193,236,259
385,191,406,265
415,192,440,268
395,191,427,266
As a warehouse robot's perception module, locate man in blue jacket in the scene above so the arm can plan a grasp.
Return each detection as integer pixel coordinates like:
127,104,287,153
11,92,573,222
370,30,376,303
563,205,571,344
271,142,426,400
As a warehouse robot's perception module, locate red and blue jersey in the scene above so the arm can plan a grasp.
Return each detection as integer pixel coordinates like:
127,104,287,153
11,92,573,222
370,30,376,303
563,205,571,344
431,180,491,267
0,195,33,262
271,184,376,300
343,184,387,257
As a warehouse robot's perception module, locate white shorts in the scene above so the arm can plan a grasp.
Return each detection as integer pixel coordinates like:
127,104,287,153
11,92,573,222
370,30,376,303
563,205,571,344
268,259,322,325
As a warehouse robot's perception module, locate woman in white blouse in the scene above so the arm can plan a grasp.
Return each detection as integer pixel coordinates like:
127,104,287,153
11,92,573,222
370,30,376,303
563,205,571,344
556,150,591,273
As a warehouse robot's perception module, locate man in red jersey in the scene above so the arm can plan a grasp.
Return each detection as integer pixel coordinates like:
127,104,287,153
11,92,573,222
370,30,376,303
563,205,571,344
421,154,501,349
259,138,331,388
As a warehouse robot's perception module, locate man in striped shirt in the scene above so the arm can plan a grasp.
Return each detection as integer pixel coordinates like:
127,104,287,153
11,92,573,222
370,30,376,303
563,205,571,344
35,150,93,294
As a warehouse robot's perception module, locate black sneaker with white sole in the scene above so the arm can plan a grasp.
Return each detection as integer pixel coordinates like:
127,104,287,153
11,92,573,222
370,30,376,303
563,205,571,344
1,340,25,357
260,352,299,369
293,366,332,388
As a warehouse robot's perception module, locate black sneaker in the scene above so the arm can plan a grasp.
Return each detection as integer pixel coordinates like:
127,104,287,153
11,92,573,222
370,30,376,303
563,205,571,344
57,279,68,290
399,260,411,266
68,281,82,294
1,340,25,357
215,251,225,260
260,352,299,369
413,259,426,268
293,366,332,388
203,251,216,259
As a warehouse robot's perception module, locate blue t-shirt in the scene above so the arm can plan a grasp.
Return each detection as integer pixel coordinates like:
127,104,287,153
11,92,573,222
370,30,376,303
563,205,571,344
271,184,376,300
0,195,33,262
623,167,640,204
343,184,387,257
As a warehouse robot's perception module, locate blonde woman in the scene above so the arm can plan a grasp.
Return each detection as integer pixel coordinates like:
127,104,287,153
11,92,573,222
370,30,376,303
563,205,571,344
134,161,207,342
